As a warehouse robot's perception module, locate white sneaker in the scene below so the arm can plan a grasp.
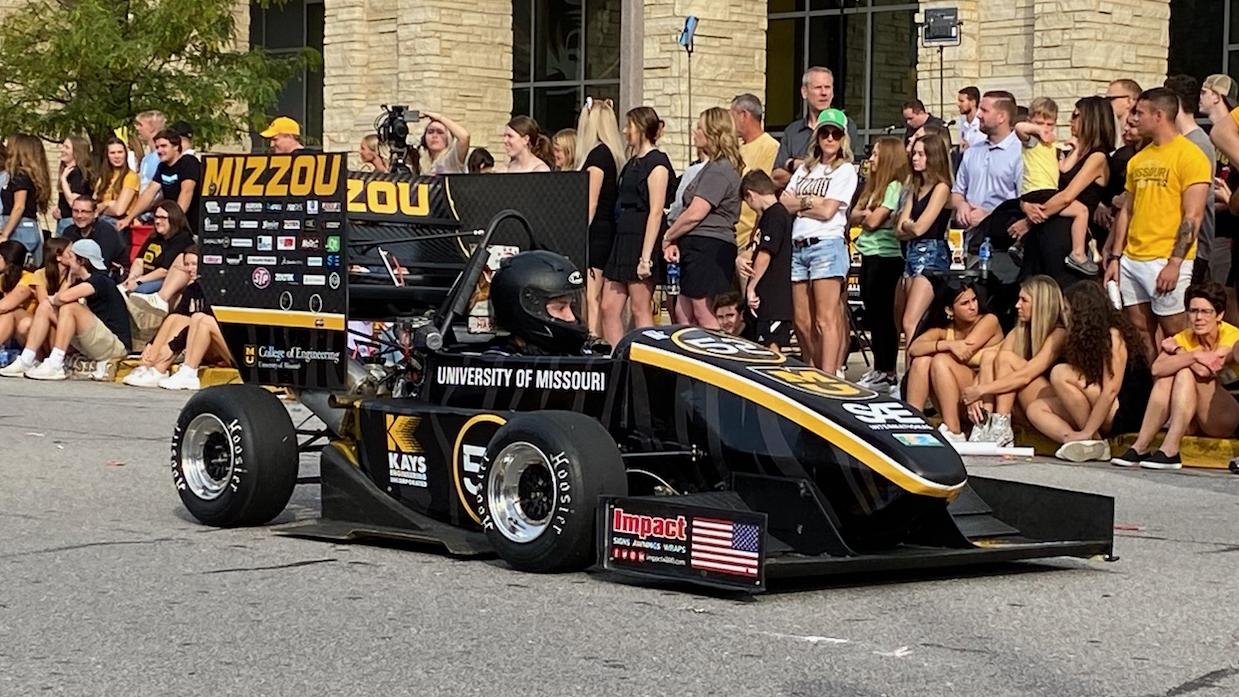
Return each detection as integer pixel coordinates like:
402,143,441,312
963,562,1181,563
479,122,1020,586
835,368,848,380
25,361,67,381
1055,439,1110,463
90,360,117,382
128,292,169,315
0,358,33,378
989,413,1015,448
159,366,200,391
122,366,151,386
863,372,895,392
128,367,169,388
937,423,967,443
890,382,902,401
856,370,879,387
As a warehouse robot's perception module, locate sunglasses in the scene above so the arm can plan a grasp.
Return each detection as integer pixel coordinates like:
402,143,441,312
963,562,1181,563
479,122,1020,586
818,128,845,141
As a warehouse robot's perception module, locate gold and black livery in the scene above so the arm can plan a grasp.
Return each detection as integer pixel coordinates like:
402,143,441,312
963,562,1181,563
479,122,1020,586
174,156,1114,593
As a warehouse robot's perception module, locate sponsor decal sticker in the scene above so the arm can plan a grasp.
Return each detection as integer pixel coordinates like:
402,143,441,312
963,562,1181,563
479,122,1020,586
202,218,219,232
279,256,304,266
307,200,319,215
243,344,256,366
266,202,283,212
202,254,223,265
324,220,342,230
247,255,277,265
300,236,321,250
283,219,302,230
325,236,341,253
893,433,943,447
667,327,785,364
256,236,273,251
277,235,296,250
225,254,243,265
201,237,227,246
205,201,220,214
611,508,688,541
248,344,342,370
748,365,877,400
323,201,341,213
222,218,237,229
262,220,280,230
244,202,262,213
229,237,253,248
224,202,241,213
251,267,271,289
326,254,341,268
273,272,297,283
385,415,428,488
841,402,932,431
434,365,607,391
328,272,341,289
302,274,326,286
453,414,507,523
286,202,304,212
307,256,323,267
240,219,258,229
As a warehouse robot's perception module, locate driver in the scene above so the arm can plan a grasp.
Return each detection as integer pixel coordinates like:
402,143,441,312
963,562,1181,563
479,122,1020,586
489,250,591,355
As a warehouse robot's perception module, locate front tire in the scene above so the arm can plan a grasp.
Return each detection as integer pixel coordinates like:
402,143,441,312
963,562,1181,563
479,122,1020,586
171,385,298,527
477,411,626,573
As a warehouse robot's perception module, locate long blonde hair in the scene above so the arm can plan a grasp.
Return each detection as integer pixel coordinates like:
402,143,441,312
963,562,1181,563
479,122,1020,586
857,136,909,209
1010,275,1065,359
804,125,852,172
575,97,625,171
7,133,51,213
698,107,744,174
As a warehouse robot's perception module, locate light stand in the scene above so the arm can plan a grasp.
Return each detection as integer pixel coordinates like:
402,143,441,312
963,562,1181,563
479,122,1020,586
921,8,961,119
678,16,698,169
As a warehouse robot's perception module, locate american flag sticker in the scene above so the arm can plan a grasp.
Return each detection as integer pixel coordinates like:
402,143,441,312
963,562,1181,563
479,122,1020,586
690,517,762,577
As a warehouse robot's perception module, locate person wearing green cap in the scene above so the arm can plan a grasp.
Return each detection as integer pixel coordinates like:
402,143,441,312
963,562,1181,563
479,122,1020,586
772,67,860,190
778,108,859,374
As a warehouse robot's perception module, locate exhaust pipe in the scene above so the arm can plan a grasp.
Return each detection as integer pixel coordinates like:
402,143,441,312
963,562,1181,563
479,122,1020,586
292,358,376,434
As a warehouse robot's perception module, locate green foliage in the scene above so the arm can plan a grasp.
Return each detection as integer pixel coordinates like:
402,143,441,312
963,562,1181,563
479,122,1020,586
0,0,318,150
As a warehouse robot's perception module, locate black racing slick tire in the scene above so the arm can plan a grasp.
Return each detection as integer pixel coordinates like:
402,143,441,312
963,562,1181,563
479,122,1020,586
477,411,627,573
171,384,298,527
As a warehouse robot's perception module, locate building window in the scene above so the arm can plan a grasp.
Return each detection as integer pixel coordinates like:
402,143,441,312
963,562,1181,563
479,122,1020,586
767,1,919,146
513,0,621,134
250,0,324,146
1168,1,1226,86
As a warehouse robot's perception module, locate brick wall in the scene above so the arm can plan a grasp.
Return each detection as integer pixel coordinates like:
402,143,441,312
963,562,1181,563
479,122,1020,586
639,0,767,169
322,0,513,169
916,0,1169,136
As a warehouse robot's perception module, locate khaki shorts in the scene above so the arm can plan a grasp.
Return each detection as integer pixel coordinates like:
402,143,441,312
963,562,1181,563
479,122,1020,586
125,294,167,351
72,315,128,361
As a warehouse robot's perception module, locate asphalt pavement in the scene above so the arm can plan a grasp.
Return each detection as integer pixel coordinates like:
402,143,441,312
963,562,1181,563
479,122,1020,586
2,377,1238,697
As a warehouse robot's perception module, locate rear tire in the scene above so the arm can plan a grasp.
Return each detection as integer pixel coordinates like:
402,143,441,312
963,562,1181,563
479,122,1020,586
171,385,298,527
477,411,626,573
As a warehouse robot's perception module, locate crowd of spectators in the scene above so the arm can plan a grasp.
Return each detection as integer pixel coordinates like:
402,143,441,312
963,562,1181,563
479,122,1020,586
6,66,1239,470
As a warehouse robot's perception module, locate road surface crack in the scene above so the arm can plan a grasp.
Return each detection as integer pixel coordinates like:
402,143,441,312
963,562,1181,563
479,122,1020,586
0,537,176,559
1165,667,1239,696
200,558,338,574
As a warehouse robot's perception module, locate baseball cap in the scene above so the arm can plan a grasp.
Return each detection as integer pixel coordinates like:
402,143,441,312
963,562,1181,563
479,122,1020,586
70,239,106,271
815,108,848,132
171,120,194,140
260,116,301,138
1204,74,1238,104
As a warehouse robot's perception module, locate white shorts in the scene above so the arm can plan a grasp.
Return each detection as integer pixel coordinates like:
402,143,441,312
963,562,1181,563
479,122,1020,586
1119,256,1193,317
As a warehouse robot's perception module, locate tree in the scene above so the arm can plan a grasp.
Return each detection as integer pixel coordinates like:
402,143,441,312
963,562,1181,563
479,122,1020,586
0,0,318,154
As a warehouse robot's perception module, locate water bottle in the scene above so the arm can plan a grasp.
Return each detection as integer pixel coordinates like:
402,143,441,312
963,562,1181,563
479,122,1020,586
666,262,680,296
1107,279,1122,310
978,237,993,278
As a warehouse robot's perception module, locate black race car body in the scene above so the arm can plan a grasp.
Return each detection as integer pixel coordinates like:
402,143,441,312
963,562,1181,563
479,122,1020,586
174,157,1115,593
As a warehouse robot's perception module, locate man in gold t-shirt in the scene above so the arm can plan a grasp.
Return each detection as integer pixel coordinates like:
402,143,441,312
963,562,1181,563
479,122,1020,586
1105,87,1210,359
730,94,780,249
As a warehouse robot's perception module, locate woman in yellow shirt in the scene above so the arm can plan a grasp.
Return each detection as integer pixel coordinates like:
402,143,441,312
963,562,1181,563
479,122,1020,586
1112,282,1239,469
0,240,35,347
94,137,140,222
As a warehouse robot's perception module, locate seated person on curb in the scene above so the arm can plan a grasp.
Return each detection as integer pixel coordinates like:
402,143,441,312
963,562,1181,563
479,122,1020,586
904,278,1003,442
1111,282,1239,469
122,200,194,295
126,246,198,344
124,250,203,387
0,239,72,367
1024,281,1151,463
961,275,1067,447
712,293,747,338
1007,97,1096,275
488,250,594,356
0,240,132,381
739,169,794,352
157,310,231,391
0,240,38,348
60,197,124,281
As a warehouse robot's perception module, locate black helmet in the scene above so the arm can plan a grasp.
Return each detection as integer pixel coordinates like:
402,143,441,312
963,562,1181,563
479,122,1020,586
490,250,587,353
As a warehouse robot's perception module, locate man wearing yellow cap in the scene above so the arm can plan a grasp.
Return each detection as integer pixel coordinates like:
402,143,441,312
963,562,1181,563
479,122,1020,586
260,116,305,154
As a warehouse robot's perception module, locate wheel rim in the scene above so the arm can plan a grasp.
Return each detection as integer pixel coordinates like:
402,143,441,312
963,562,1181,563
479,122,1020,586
182,413,235,501
488,441,555,543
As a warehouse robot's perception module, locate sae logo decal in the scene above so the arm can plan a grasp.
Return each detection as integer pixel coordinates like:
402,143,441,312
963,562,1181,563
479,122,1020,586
243,344,256,367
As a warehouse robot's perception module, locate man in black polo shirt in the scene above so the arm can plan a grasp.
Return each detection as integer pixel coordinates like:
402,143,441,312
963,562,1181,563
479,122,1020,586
772,66,860,189
61,197,125,281
4,240,132,381
739,170,793,350
116,128,202,233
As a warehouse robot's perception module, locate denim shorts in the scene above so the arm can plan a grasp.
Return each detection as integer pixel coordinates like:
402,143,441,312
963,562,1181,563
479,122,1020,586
903,238,951,277
8,217,42,266
791,236,849,282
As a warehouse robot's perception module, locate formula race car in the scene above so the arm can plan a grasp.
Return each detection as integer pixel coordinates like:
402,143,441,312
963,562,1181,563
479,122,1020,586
171,157,1114,592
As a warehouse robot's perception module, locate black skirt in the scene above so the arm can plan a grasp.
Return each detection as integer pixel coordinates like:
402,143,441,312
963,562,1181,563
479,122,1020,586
679,235,737,299
604,209,661,283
